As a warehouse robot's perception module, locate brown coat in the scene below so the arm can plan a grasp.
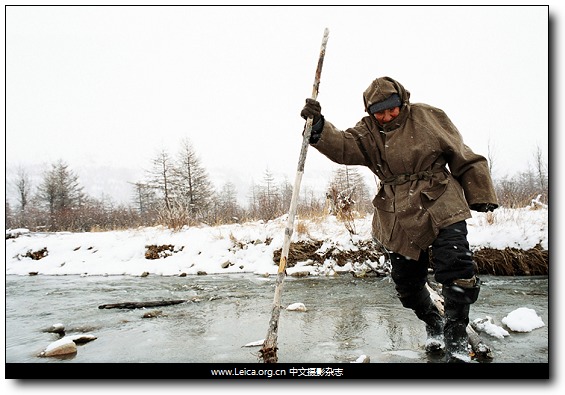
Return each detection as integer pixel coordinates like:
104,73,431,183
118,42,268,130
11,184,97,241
312,76,498,260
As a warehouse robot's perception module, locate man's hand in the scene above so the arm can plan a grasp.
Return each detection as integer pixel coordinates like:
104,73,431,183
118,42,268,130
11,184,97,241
470,203,498,212
300,98,322,124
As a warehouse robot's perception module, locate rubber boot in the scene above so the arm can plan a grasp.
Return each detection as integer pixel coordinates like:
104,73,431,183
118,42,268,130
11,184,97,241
414,297,445,354
443,299,471,363
442,277,481,363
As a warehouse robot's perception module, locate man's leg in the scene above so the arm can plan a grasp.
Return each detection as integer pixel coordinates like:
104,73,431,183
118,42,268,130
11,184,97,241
390,250,444,353
432,221,480,363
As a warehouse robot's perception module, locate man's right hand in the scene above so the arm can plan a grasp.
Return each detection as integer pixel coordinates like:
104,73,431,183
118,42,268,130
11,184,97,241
300,98,322,124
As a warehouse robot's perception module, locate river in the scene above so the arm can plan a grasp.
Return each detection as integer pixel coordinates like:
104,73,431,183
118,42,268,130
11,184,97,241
4,273,549,378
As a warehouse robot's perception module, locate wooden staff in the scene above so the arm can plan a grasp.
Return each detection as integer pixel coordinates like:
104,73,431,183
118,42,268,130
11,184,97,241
260,28,330,363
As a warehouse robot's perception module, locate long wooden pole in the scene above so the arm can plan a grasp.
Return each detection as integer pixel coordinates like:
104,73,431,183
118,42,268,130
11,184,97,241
260,28,330,363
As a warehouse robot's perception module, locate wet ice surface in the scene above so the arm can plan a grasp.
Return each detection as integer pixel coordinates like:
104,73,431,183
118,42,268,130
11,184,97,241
5,274,548,364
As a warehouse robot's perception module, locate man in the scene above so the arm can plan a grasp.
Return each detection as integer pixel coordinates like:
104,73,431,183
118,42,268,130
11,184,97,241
300,76,498,363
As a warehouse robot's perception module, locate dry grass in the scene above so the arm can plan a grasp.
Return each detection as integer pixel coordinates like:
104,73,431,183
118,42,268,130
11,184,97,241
271,239,548,277
295,221,310,237
485,212,495,225
474,243,548,276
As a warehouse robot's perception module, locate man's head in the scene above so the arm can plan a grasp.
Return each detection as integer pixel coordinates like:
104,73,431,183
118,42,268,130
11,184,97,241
363,77,406,126
368,93,402,124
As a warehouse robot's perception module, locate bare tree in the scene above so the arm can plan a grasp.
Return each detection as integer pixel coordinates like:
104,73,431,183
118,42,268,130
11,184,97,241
36,159,86,230
297,186,325,218
216,181,241,223
533,145,548,202
173,138,215,222
5,201,15,229
256,168,281,221
486,137,497,176
327,166,372,215
246,179,259,220
279,176,293,214
146,148,175,212
13,166,32,213
130,181,159,225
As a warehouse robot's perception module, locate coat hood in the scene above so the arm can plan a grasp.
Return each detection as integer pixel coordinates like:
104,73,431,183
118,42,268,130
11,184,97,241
363,76,411,114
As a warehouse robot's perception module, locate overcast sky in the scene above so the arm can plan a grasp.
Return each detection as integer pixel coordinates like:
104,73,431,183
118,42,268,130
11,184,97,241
5,4,551,205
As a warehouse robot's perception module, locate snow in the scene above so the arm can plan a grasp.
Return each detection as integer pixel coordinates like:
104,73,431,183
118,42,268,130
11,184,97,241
4,207,547,278
472,316,510,339
471,306,546,339
5,207,548,338
502,307,546,332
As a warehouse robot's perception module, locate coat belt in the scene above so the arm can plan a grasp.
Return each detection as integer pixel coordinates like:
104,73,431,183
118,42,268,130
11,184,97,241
381,170,439,185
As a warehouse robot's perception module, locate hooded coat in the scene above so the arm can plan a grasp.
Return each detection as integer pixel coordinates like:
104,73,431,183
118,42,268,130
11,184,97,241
312,76,498,260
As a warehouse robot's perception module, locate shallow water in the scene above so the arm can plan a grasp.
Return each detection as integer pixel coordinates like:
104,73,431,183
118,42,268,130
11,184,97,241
4,273,548,364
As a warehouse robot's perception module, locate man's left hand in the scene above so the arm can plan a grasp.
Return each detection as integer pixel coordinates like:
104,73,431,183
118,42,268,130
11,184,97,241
470,203,498,212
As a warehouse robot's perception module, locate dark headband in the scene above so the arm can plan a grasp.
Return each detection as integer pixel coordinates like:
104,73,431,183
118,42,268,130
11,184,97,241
368,93,401,114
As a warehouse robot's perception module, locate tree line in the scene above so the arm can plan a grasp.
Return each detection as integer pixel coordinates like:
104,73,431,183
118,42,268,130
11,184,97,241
5,139,548,232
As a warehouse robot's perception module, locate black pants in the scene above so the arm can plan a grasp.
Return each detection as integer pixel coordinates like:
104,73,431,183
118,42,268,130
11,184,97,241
390,221,476,308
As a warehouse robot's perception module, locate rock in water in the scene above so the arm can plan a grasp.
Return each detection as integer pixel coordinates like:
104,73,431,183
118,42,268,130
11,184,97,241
352,355,370,363
42,323,65,336
286,302,307,312
39,337,77,357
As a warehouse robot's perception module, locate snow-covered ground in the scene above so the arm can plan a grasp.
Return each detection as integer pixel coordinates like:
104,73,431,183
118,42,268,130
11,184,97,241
5,206,547,278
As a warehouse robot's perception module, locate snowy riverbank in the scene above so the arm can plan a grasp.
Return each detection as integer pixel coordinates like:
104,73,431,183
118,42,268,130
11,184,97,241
5,206,548,277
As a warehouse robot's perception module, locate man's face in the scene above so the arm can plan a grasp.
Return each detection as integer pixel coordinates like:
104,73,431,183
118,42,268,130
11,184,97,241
373,106,400,125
